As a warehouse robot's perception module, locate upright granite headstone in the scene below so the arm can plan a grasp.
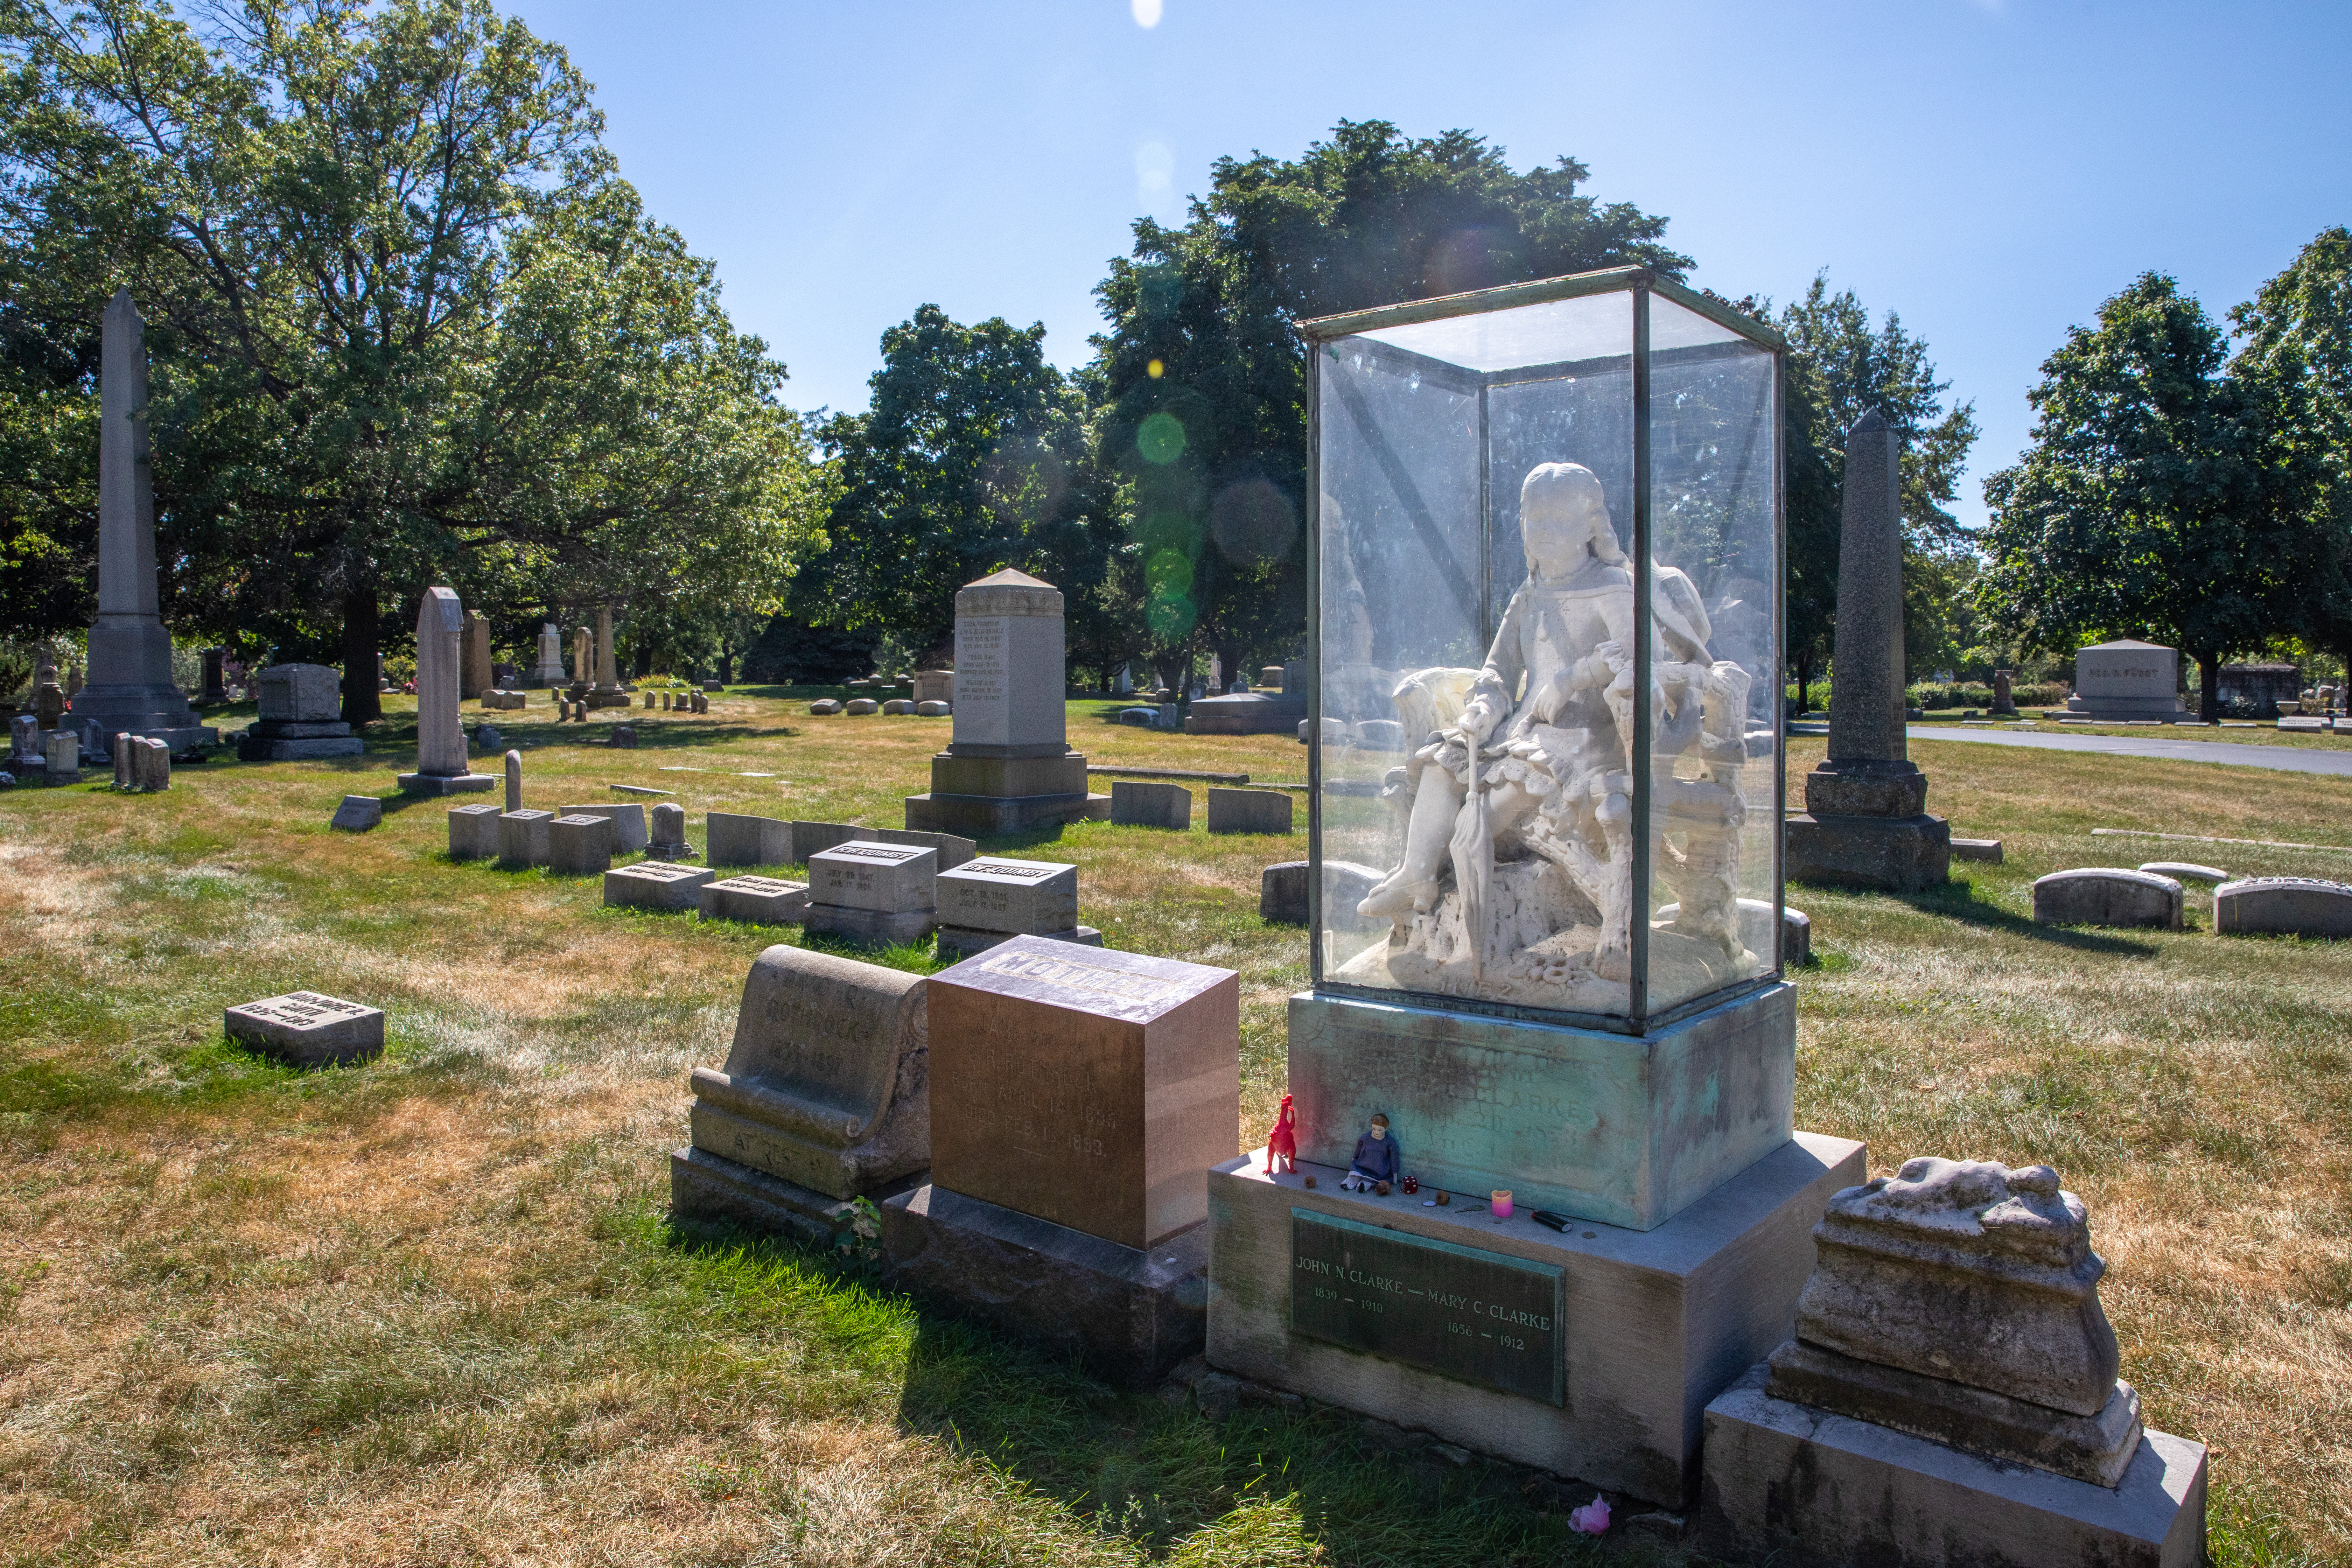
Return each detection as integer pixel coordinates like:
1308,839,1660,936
200,648,227,705
878,936,1239,1383
503,749,523,813
460,610,491,700
903,570,1109,835
238,664,364,759
671,944,932,1241
534,623,566,684
2063,639,2189,722
1990,668,2017,716
1784,411,1949,891
397,588,493,794
74,289,212,754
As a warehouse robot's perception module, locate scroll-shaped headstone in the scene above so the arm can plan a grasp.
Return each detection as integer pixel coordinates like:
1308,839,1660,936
686,945,929,1199
1765,1156,2143,1486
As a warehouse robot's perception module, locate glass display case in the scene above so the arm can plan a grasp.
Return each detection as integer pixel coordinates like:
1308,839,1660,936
1303,267,1782,1033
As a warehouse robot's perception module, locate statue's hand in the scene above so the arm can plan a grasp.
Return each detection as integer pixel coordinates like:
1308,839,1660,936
1457,695,1503,746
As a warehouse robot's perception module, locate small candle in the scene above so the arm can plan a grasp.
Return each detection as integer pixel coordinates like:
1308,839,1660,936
1491,1189,1513,1219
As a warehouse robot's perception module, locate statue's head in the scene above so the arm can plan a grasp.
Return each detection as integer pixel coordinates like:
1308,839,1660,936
1520,463,1621,579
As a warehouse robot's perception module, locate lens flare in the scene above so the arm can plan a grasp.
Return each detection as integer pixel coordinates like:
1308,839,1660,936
1138,411,1186,464
1131,0,1163,27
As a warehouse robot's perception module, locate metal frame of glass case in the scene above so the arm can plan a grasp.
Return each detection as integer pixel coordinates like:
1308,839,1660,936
1300,266,1785,1036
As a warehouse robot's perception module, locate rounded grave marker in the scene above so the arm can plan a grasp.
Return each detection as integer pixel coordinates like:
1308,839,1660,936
2031,868,2182,930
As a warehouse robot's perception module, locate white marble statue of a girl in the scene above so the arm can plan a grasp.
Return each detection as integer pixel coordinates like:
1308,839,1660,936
1357,461,1731,991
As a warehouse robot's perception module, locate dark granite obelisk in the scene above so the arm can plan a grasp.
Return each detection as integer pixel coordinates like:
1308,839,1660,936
75,289,212,754
1785,411,1949,890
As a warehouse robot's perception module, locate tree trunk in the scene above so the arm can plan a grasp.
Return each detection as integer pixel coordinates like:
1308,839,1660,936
341,585,382,726
2196,650,2220,724
717,651,733,684
1793,649,1813,715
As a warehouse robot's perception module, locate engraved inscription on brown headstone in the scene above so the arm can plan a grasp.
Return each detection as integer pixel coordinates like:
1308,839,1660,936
925,934,1238,1249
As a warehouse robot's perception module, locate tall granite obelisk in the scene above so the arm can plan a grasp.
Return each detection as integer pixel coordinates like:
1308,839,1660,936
396,587,494,794
76,289,211,754
1784,410,1950,890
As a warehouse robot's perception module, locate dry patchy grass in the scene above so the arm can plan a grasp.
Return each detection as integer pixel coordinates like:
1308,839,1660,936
0,696,2345,1563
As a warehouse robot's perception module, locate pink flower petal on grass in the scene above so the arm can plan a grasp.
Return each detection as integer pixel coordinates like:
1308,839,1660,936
1568,1493,1610,1534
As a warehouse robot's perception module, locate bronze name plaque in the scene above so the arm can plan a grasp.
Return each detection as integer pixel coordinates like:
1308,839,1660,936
1289,1210,1564,1405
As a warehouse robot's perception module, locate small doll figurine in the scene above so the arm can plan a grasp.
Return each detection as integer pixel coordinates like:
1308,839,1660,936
1264,1093,1298,1175
1340,1114,1399,1192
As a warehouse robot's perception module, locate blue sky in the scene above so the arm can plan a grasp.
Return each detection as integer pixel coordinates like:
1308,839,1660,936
509,0,2351,533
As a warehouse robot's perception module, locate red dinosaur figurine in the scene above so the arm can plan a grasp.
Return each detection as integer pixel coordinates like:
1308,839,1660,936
1264,1093,1298,1175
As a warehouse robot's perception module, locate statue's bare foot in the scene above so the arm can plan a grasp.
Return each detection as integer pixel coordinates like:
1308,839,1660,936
1592,940,1631,982
1357,874,1437,919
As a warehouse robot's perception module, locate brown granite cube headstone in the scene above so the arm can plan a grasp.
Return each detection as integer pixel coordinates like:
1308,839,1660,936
925,934,1238,1250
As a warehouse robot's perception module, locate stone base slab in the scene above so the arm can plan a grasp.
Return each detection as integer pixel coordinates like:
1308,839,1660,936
668,1146,925,1246
1205,1132,1866,1507
397,771,496,795
1765,1340,2143,1487
804,903,937,945
878,1182,1209,1387
927,750,1090,798
1695,1366,2206,1568
1288,985,1797,1232
240,736,366,760
933,924,1102,962
1785,812,1951,891
902,790,1112,837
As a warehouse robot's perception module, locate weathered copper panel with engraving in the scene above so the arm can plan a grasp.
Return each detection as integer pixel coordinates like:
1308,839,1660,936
1289,1210,1564,1405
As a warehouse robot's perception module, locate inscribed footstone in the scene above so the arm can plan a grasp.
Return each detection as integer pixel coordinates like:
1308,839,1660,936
226,991,384,1066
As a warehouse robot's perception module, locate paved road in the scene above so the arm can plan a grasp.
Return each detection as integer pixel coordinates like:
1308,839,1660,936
1900,724,2352,778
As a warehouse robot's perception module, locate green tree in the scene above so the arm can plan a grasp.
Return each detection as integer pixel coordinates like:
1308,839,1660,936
0,0,820,720
2232,227,2352,676
1770,276,1980,700
1091,120,1689,687
1978,273,2319,720
805,304,1110,659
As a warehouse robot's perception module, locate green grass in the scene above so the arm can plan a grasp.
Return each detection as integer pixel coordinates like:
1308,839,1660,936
1,691,2348,1563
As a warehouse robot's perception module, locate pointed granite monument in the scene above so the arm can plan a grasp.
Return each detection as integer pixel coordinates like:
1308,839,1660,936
1784,411,1950,890
397,587,495,795
75,289,212,755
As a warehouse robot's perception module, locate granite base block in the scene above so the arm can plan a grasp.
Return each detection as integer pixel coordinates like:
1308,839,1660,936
1765,1340,2143,1488
804,903,937,945
1287,984,1797,1232
1205,1133,1866,1507
879,1182,1209,1387
397,770,496,796
669,1145,922,1247
902,791,1111,837
933,924,1102,962
1695,1366,2206,1568
1785,812,1952,892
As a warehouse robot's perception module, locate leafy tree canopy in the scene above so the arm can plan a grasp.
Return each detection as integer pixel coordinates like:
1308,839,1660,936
0,0,822,718
1977,272,2322,719
806,304,1109,659
1091,120,1689,686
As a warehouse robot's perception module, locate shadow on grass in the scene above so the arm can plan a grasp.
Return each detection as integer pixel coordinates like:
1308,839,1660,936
1877,876,2163,957
658,1214,1616,1566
